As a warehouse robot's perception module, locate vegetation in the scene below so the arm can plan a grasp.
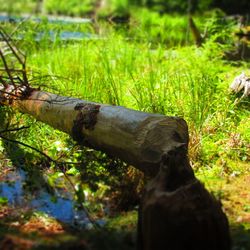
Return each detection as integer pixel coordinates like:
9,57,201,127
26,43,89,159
45,0,96,16
1,0,250,17
0,0,249,249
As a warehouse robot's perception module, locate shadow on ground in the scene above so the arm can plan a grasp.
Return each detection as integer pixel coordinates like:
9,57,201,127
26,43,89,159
231,223,250,250
0,205,136,250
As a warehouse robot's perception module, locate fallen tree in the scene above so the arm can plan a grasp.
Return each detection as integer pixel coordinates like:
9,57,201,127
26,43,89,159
1,86,189,176
0,30,231,250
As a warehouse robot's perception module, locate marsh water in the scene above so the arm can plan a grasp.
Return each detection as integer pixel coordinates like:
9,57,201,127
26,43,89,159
0,166,94,227
0,13,104,228
0,13,95,41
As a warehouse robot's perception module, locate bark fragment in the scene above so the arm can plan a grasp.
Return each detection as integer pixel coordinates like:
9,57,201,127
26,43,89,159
72,103,100,143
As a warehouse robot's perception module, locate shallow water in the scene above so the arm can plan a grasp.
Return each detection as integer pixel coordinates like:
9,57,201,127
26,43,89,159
0,167,92,227
0,13,91,24
34,30,96,41
0,14,96,41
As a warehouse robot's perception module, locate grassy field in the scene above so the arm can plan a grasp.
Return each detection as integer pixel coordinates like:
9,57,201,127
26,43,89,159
0,2,249,249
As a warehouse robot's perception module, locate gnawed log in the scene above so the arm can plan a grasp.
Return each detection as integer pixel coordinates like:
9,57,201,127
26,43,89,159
0,85,231,250
137,145,231,250
0,85,188,177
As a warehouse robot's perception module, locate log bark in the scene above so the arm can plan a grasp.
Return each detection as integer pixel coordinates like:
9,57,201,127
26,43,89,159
1,86,188,176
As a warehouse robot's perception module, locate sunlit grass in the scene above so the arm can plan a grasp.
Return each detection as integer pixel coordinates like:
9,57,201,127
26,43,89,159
0,0,37,14
0,11,247,172
27,34,229,126
24,26,249,170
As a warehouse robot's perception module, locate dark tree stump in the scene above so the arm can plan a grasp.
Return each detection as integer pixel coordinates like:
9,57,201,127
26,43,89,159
137,145,231,250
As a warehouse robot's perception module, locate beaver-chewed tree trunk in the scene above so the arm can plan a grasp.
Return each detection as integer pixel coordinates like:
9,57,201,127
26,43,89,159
0,86,188,176
137,145,231,250
0,86,231,250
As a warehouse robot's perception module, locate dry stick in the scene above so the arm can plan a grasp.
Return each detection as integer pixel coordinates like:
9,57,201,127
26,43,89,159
0,29,26,64
0,49,15,86
0,69,27,73
0,29,28,85
0,88,56,105
0,75,8,87
0,134,55,162
0,134,99,228
0,126,30,133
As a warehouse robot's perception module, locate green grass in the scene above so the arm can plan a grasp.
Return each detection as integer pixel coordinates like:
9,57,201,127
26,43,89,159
0,0,37,14
19,25,248,172
0,0,96,16
44,0,96,16
129,9,193,46
0,4,248,182
0,10,245,171
26,35,232,121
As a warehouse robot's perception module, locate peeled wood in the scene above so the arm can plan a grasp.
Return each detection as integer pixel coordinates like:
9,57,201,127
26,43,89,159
6,88,188,176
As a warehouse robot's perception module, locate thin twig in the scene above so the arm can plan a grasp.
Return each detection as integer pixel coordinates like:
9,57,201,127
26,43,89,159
0,29,28,85
0,29,26,65
0,134,55,162
0,68,26,73
0,126,30,133
0,48,15,86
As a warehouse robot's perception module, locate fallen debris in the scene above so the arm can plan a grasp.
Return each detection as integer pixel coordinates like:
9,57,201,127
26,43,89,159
230,72,250,98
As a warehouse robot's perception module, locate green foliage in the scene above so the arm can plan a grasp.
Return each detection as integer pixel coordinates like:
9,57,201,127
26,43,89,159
44,0,95,16
129,9,192,46
210,0,250,14
0,197,8,205
10,12,246,179
1,0,250,17
0,0,37,14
